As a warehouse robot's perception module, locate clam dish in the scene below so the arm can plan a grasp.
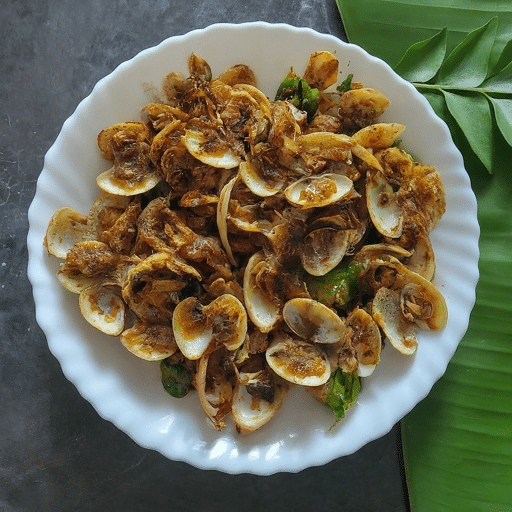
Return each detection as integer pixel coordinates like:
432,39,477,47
44,51,447,434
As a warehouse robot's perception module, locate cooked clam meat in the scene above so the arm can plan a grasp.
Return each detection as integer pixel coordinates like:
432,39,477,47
284,173,354,209
266,333,331,386
173,294,247,360
44,51,447,433
120,320,178,361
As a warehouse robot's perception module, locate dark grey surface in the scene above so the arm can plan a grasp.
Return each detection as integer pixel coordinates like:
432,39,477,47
1,1,409,510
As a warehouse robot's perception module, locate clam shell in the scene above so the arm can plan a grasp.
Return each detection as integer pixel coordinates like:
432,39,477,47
87,192,131,236
216,174,238,266
44,207,88,259
239,159,283,197
122,252,199,325
181,129,241,169
369,258,447,332
120,320,178,361
215,64,257,87
173,297,213,360
243,251,281,333
208,294,248,351
266,333,331,386
232,378,289,434
283,298,346,344
346,307,381,368
301,227,353,276
96,167,161,196
57,266,100,294
284,173,353,209
97,121,149,160
173,294,248,360
372,287,417,355
353,243,412,269
351,144,383,171
407,235,436,281
297,132,354,154
357,364,377,377
338,88,390,122
79,283,125,336
366,170,403,238
400,276,448,331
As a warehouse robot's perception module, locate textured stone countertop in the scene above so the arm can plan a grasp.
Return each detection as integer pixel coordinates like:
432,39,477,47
1,1,408,510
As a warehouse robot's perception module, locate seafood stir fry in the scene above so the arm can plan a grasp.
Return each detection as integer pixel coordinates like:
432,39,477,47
44,51,447,433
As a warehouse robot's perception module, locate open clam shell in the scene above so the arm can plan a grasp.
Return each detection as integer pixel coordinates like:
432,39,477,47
181,129,241,169
87,192,132,237
173,294,248,360
239,158,283,197
96,167,161,196
372,287,417,355
79,283,125,336
57,266,100,294
400,277,448,331
243,251,282,333
370,259,447,355
370,259,447,330
353,243,412,269
172,297,213,360
122,252,199,325
284,173,353,209
407,235,436,281
301,227,354,276
283,298,346,344
266,333,331,386
44,207,89,259
232,378,290,434
346,307,381,377
208,294,248,351
120,320,178,361
97,121,150,160
366,170,403,238
216,174,238,266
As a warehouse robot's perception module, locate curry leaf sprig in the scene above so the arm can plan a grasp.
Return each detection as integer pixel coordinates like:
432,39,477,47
393,17,512,174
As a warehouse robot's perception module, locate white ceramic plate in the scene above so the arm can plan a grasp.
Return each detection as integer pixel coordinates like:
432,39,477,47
27,22,479,475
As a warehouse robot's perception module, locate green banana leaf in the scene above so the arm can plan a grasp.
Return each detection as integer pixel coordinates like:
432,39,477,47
337,0,512,69
337,1,512,510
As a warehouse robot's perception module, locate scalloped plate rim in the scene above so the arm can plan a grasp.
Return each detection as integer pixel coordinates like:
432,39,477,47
27,22,479,475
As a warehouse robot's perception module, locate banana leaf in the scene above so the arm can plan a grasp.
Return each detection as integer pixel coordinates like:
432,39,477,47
337,0,512,69
337,1,512,510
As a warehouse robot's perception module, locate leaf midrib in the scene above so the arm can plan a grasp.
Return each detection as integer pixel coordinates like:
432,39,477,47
413,83,511,96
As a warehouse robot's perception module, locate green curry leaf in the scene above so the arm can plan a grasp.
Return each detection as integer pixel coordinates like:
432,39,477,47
337,72,354,93
483,59,512,94
392,27,447,83
395,18,506,173
441,89,497,172
487,96,512,146
338,1,512,174
160,359,191,398
324,368,361,425
275,75,320,122
437,17,497,87
305,261,364,308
